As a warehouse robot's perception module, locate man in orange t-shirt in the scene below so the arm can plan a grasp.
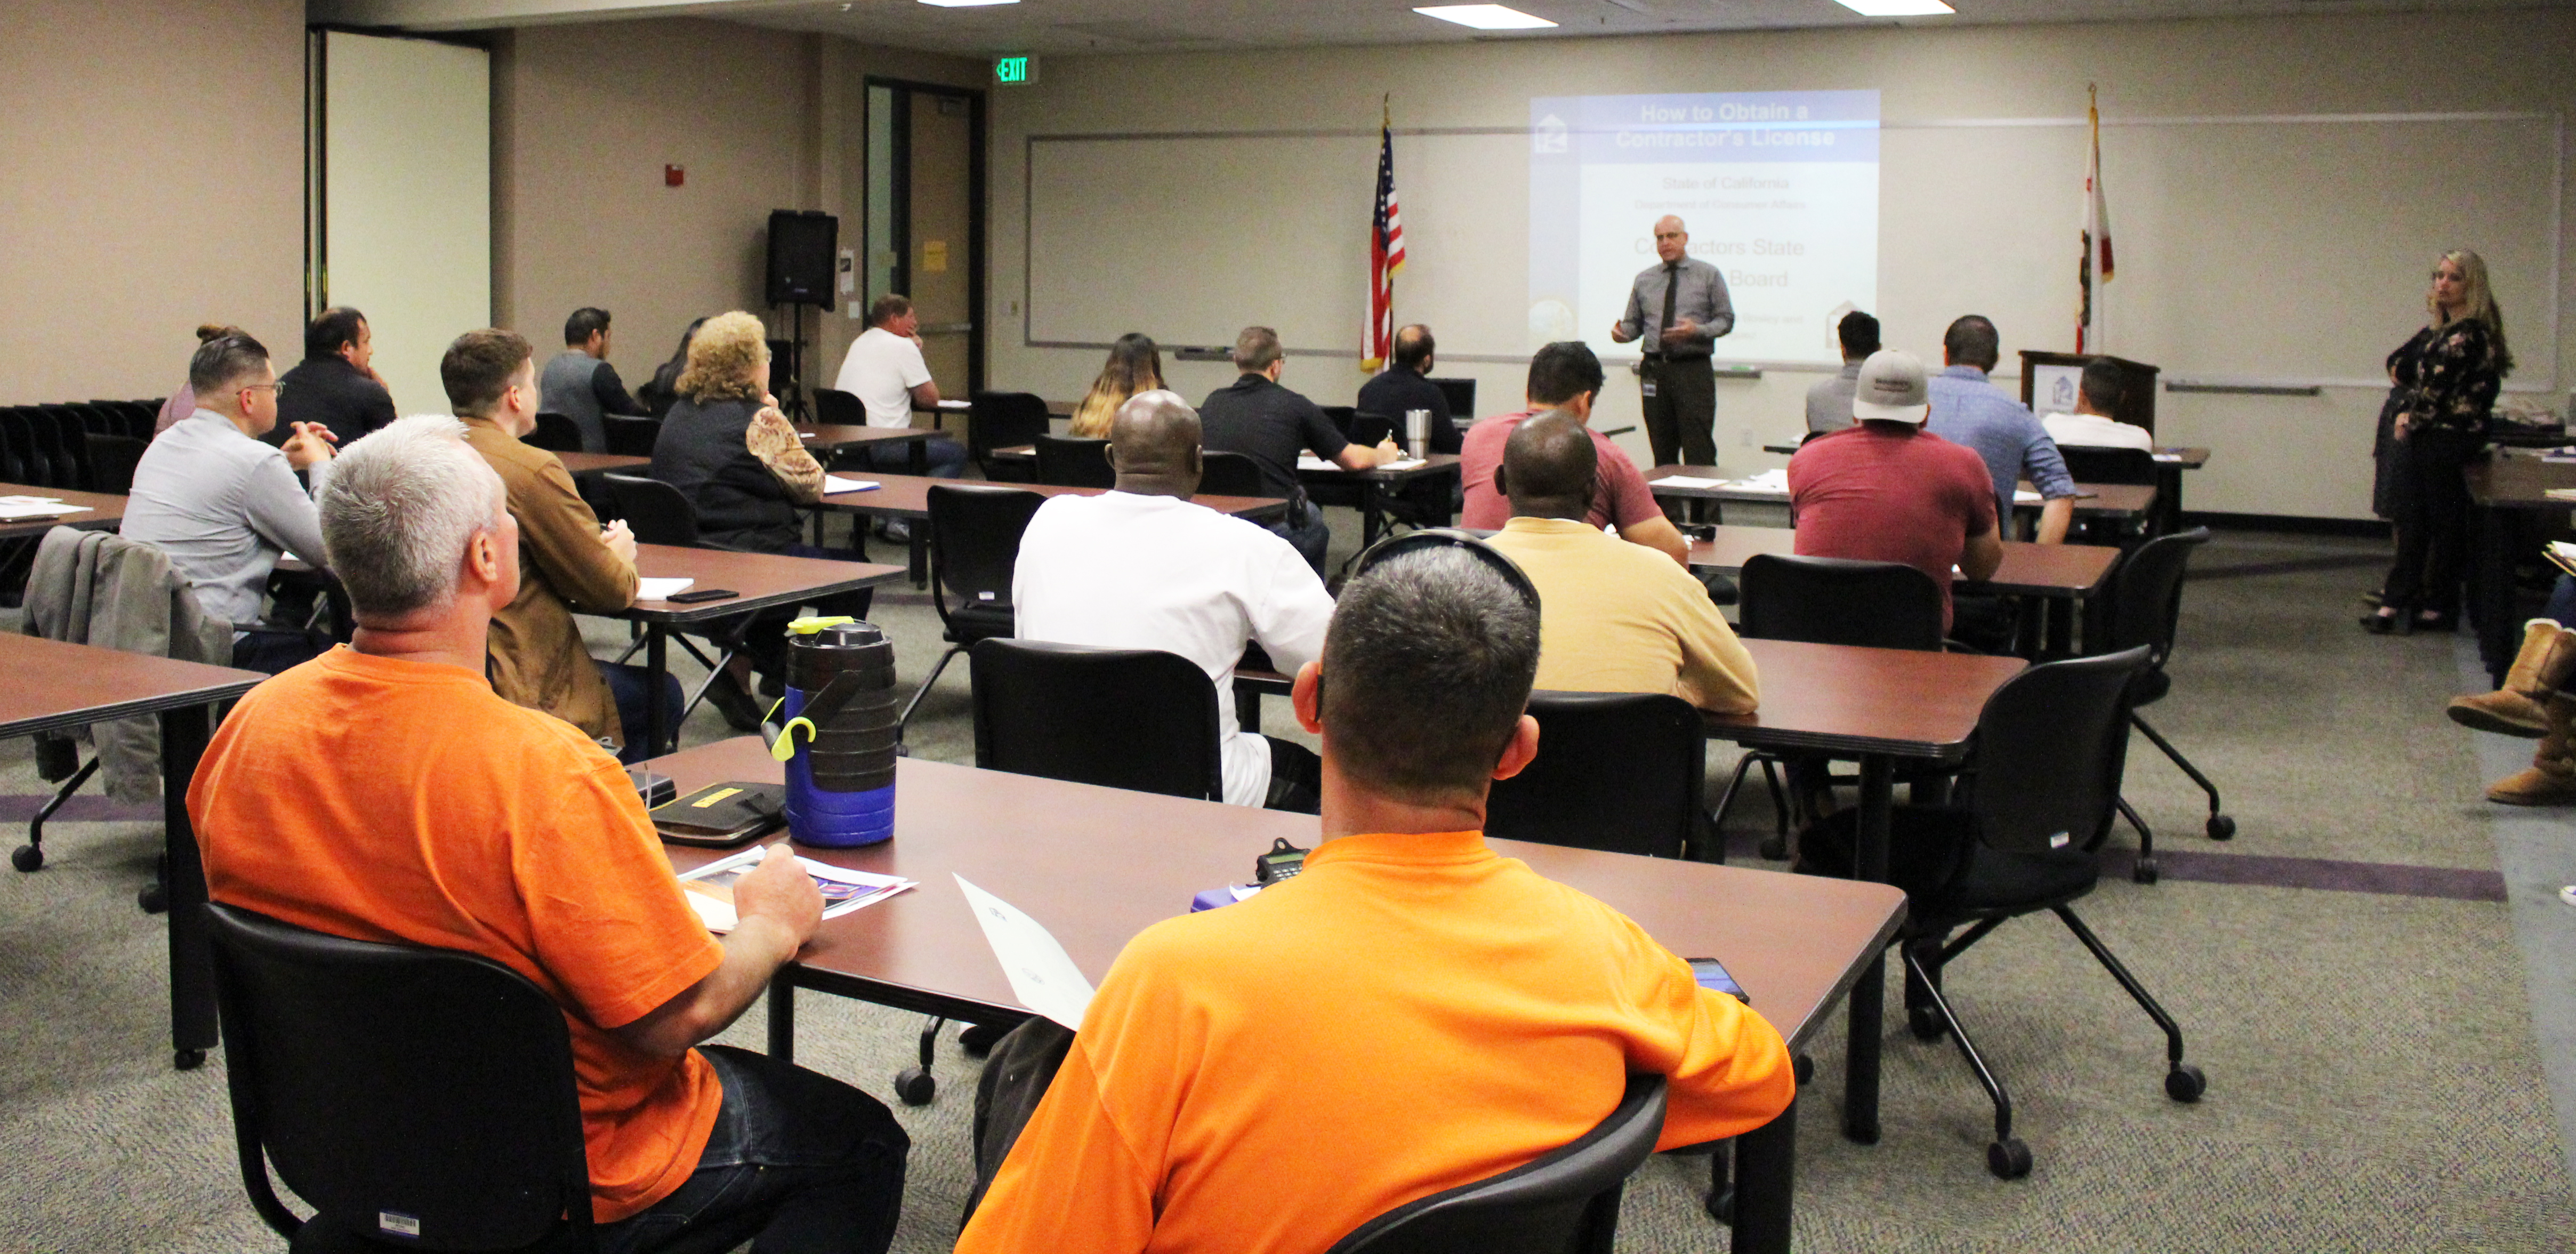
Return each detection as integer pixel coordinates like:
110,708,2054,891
956,535,1794,1254
188,414,908,1253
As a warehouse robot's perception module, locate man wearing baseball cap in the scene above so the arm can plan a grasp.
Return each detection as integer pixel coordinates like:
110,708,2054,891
1785,349,2003,631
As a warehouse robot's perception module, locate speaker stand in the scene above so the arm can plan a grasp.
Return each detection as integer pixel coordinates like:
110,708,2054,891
774,301,818,423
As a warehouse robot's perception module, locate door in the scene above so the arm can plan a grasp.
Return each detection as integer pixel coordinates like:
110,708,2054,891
865,81,985,401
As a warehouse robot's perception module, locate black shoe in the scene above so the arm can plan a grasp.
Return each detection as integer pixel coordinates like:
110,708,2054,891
2416,610,2459,633
2360,609,2403,635
703,670,766,733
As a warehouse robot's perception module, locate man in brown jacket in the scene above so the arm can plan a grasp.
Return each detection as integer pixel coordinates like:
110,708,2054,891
444,329,659,759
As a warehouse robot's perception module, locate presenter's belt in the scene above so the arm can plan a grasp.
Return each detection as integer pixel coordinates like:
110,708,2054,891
1641,351,1712,363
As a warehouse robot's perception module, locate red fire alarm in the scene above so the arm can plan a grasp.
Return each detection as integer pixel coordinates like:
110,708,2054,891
664,165,685,187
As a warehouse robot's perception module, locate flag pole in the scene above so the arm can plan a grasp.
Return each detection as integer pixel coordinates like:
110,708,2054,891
2090,83,2103,353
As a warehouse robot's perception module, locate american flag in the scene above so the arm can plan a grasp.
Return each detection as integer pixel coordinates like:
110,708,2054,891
2077,85,2115,352
1365,109,1405,371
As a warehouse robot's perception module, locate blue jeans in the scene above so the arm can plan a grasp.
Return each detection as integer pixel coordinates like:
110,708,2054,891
596,1045,909,1254
599,662,683,764
2546,575,2576,629
1269,504,1330,575
860,438,967,478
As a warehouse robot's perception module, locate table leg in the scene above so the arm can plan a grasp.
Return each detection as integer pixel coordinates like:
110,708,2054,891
1844,753,1890,1144
2473,503,2514,686
1729,1091,1796,1253
2043,594,2075,658
161,703,216,1070
1362,480,1383,549
767,973,796,1064
645,625,672,755
2157,465,2183,536
1234,678,1261,733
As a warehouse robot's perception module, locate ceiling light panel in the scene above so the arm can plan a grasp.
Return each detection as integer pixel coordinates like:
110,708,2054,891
1414,5,1561,30
1833,0,1956,15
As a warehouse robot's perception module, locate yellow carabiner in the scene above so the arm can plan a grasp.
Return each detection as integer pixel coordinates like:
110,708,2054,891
768,717,818,762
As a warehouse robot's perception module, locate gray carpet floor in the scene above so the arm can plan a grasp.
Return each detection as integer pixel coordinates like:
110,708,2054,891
2,524,2572,1251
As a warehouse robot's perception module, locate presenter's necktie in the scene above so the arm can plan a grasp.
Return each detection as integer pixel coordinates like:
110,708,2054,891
1658,262,1681,354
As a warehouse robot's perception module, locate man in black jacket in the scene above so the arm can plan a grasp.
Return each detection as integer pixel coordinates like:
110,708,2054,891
273,307,396,448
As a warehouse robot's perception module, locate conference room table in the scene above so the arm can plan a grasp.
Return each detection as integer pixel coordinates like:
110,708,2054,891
554,451,649,477
812,473,1290,584
621,544,906,754
1686,525,2123,656
0,481,128,540
793,422,960,477
645,735,1909,1253
0,633,266,1070
1700,637,2027,1148
2462,450,2576,682
1646,465,2159,531
981,447,1461,547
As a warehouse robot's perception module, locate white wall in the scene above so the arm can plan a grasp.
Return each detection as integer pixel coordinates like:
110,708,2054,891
988,10,2576,521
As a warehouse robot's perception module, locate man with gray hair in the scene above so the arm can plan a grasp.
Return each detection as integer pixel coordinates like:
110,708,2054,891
189,413,912,1254
960,534,1793,1252
1198,325,1396,572
124,330,342,673
1013,389,1336,811
1609,215,1733,468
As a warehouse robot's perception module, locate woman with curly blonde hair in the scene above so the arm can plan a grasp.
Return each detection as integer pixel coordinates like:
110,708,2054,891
2366,250,2513,635
649,311,868,725
1066,333,1165,439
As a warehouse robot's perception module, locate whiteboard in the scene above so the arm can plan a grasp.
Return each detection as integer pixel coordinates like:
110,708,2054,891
1026,111,2561,388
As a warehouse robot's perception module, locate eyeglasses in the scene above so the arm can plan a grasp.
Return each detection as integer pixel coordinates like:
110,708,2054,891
1349,527,1541,612
241,382,287,398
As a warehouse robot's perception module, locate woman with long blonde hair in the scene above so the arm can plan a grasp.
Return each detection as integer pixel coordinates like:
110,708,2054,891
2366,249,2512,634
1067,334,1165,438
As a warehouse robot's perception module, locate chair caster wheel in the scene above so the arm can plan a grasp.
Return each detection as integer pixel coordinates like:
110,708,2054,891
2132,858,2160,885
1792,1053,1814,1086
173,1049,205,1071
1758,835,1788,861
1907,1006,1945,1040
1986,1137,2032,1179
2207,815,2235,841
138,883,168,914
1705,1184,1734,1224
12,845,41,872
2164,1063,2206,1103
892,1066,936,1106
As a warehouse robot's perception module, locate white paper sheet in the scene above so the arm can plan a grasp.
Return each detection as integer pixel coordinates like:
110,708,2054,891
678,844,916,933
0,497,88,520
1650,475,1728,490
955,874,1095,1031
823,475,879,494
2012,489,2043,504
636,577,695,601
1296,455,1335,472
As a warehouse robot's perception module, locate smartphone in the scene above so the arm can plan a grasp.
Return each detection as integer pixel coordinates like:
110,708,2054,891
1688,957,1749,1004
667,588,739,604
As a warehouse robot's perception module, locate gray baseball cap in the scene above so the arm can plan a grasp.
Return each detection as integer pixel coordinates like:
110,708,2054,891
1851,349,1931,423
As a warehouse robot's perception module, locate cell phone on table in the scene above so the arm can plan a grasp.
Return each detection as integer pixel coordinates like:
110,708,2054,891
1688,957,1749,1004
667,588,738,604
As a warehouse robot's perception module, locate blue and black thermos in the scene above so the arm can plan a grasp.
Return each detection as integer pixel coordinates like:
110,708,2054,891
769,617,900,847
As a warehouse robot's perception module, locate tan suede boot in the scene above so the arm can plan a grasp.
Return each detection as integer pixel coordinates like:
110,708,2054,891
2488,694,2576,805
2449,619,2576,738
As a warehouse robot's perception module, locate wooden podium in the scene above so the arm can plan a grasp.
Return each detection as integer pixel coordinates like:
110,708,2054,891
2018,351,2160,436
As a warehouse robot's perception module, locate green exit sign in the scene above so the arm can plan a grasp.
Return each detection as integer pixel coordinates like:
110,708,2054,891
993,55,1037,85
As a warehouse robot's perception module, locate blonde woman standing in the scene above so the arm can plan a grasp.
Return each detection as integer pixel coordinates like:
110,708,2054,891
1066,333,1164,438
2365,250,2511,634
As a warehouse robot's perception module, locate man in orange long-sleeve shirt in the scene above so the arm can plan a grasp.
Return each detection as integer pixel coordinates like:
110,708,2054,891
957,535,1794,1254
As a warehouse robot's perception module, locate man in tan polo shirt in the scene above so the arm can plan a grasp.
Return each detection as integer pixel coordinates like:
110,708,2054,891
1483,411,1758,714
446,328,660,759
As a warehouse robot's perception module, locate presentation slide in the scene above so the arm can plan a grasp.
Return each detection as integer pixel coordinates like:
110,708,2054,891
1529,90,1879,365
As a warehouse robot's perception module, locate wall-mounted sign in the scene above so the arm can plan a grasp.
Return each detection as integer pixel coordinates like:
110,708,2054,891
994,54,1037,86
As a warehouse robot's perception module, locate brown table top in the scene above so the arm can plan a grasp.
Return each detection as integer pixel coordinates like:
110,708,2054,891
815,475,1290,522
2466,452,2576,509
1644,467,2156,518
555,452,650,476
648,737,1906,1051
1687,526,2119,598
0,633,265,739
794,423,960,452
0,483,130,540
1296,451,1465,483
2159,447,2212,469
624,544,906,624
1706,638,2025,760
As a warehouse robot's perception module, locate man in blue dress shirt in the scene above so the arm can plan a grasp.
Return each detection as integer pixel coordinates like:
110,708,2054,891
1926,315,2078,545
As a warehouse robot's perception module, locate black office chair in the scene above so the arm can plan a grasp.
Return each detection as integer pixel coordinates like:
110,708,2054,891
2088,527,2228,882
1321,405,1358,439
0,408,36,482
903,485,1046,733
601,414,660,458
1797,646,2200,1179
1428,377,1477,421
812,387,869,428
968,391,1053,481
970,639,1221,801
1033,435,1115,488
17,406,77,487
600,474,761,738
525,411,583,453
1198,451,1263,499
1324,1074,1667,1254
85,432,147,495
37,406,97,489
1716,554,1948,860
2059,446,2160,486
1486,692,1708,861
204,903,772,1253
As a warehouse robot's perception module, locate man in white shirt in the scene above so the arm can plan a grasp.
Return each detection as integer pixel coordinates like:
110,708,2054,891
2040,356,2156,452
831,293,969,480
1013,391,1336,813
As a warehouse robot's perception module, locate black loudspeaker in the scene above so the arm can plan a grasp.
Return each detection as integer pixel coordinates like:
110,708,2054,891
767,210,838,310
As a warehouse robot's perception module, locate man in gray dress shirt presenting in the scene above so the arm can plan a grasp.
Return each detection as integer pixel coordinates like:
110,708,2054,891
1610,215,1733,468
